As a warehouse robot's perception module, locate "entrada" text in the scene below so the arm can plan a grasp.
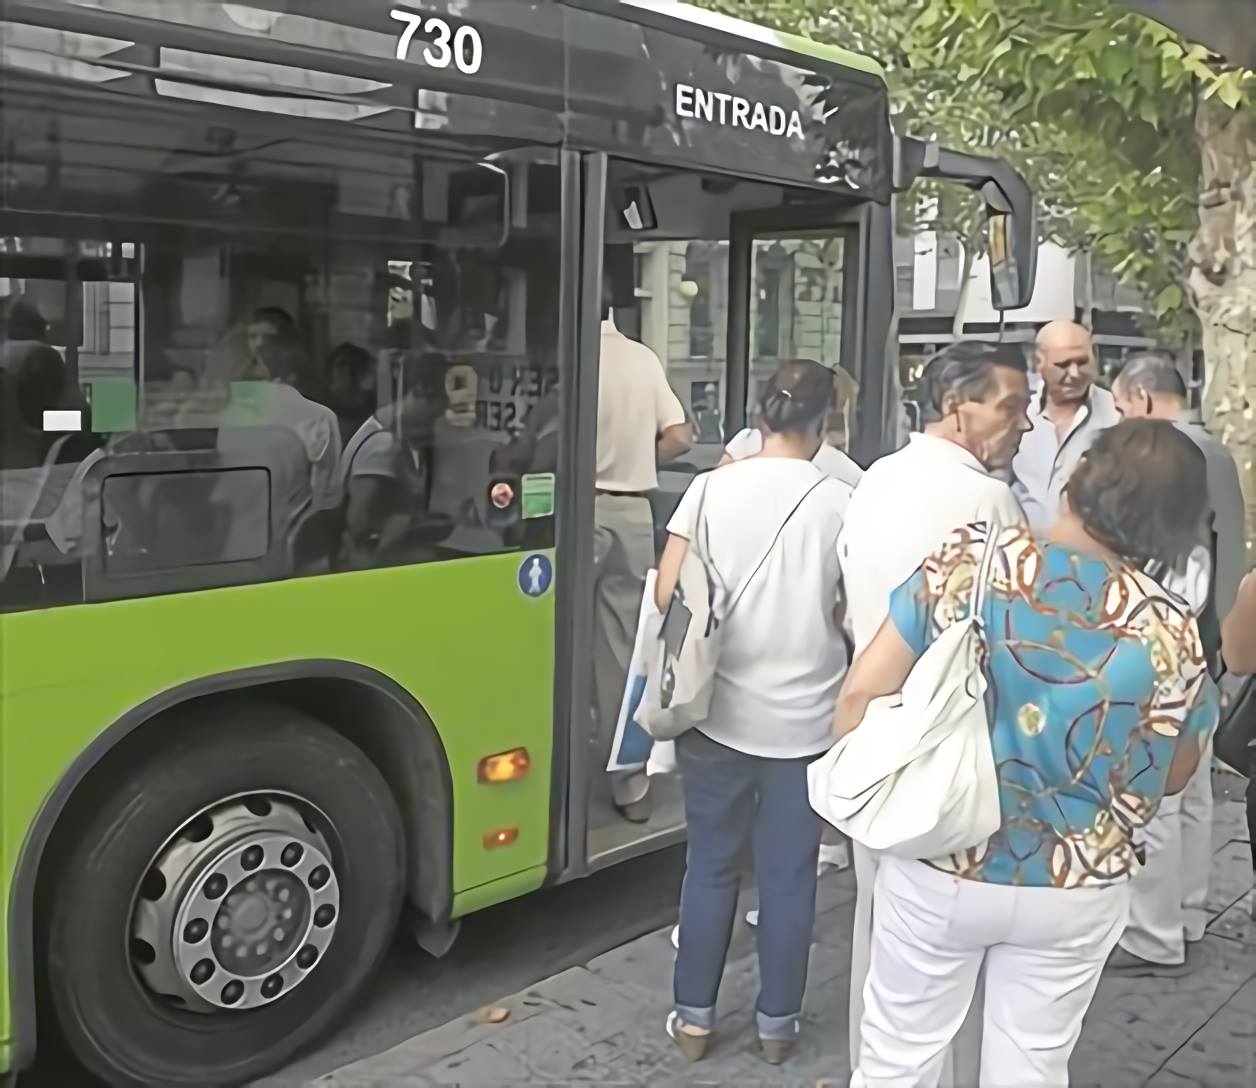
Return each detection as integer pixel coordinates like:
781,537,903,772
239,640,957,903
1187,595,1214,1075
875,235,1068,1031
675,83,806,139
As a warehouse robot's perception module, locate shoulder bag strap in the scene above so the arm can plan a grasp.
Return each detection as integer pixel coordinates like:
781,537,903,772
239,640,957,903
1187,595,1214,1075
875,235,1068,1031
970,522,1003,624
723,469,828,620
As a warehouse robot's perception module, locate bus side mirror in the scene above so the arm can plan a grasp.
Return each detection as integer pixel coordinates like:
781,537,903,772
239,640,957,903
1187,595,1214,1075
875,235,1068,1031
986,211,1021,311
981,178,1036,312
894,137,1038,311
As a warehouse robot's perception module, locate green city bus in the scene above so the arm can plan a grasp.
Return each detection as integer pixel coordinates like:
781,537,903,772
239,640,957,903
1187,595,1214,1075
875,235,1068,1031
0,1,1037,1083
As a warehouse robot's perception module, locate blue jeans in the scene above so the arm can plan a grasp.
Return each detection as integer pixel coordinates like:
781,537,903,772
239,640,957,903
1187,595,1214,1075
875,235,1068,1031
673,729,824,1040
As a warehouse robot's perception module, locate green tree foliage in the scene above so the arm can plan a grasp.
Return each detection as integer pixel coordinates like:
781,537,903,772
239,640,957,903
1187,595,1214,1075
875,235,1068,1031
700,0,1253,343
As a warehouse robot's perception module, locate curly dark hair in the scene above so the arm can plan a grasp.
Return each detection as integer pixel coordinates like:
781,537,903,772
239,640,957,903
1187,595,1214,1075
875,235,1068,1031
1065,418,1207,566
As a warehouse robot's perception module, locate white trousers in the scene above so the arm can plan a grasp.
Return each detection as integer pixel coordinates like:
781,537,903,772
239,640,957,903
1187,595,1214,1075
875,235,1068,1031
852,855,1130,1088
850,844,982,1087
1120,742,1214,963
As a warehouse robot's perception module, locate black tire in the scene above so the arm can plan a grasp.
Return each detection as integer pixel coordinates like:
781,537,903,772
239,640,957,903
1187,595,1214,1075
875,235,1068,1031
44,702,405,1087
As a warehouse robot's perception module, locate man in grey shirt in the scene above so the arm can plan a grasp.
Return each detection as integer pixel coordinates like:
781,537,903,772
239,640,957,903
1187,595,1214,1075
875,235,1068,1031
1113,351,1246,626
1012,321,1120,530
1109,349,1246,970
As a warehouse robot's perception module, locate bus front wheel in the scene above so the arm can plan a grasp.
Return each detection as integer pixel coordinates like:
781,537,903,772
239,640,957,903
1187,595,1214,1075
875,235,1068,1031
44,704,405,1087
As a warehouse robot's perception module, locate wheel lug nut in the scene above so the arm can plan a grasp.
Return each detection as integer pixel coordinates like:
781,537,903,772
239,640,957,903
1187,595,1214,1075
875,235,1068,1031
281,843,304,867
183,918,209,944
241,845,264,871
279,889,291,903
274,927,285,942
204,874,228,899
297,945,319,970
308,865,330,890
190,958,215,985
314,903,336,928
221,980,244,1005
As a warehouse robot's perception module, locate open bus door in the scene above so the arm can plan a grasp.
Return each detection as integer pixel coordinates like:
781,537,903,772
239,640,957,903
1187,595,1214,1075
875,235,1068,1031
565,144,1037,878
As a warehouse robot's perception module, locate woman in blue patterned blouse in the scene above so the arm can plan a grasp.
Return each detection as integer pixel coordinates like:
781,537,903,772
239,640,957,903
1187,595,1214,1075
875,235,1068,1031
837,419,1220,1087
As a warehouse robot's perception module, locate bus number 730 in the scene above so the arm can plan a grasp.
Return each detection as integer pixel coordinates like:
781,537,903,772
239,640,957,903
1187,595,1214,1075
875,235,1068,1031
390,7,484,75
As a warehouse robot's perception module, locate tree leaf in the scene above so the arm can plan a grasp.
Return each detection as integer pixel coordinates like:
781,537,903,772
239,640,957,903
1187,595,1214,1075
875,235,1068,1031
1155,285,1184,312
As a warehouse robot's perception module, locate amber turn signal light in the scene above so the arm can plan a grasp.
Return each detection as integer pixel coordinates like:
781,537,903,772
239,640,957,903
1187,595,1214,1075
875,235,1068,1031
483,827,519,849
477,747,531,784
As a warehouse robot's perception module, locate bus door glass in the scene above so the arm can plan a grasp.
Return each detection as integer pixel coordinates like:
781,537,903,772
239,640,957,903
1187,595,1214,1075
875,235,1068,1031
742,226,860,460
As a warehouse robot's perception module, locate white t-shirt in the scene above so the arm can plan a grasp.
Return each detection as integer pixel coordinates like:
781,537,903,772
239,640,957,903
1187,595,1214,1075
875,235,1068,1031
840,432,1027,654
667,458,853,758
596,317,686,492
724,427,864,490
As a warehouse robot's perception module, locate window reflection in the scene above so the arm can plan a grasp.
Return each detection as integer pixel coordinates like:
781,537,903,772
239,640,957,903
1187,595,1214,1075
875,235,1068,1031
0,138,561,611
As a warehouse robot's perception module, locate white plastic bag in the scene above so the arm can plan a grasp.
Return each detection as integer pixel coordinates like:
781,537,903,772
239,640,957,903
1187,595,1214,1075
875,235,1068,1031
646,739,677,776
606,570,665,773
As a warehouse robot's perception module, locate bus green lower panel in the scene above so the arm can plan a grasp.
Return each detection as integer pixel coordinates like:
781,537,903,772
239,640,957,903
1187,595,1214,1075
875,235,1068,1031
451,864,549,920
0,552,557,1070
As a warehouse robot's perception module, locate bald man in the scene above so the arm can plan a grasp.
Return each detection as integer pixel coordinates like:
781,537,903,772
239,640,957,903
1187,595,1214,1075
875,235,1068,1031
1011,321,1120,530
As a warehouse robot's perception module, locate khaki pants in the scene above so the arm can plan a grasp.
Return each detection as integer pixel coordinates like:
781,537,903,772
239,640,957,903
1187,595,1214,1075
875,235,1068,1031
1119,738,1215,963
851,843,983,1085
592,493,655,807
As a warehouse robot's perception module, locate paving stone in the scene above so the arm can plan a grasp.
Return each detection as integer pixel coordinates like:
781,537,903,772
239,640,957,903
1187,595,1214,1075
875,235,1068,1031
1206,839,1253,915
1209,890,1256,946
1152,975,1256,1087
315,811,1256,1087
1072,936,1256,1085
1212,797,1250,850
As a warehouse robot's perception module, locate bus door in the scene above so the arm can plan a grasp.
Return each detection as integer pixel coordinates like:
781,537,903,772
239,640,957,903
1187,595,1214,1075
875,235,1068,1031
728,201,895,469
567,160,884,874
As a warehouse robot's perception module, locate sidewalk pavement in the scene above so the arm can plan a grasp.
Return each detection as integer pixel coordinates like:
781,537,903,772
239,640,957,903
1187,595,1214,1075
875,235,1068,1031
313,774,1256,1087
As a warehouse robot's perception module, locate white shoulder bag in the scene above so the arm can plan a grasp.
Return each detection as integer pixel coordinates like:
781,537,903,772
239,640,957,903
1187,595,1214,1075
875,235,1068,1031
807,525,1003,860
638,468,826,741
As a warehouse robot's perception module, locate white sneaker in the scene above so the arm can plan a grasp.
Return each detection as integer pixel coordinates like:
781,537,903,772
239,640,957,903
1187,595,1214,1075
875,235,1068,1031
745,909,759,927
671,924,680,949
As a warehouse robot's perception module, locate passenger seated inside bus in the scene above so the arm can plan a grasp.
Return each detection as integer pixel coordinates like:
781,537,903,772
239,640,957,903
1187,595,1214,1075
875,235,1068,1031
325,342,378,444
1,298,102,602
342,351,451,568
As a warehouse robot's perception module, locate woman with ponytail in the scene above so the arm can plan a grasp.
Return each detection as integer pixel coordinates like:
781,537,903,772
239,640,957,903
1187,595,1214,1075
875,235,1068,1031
654,359,854,1065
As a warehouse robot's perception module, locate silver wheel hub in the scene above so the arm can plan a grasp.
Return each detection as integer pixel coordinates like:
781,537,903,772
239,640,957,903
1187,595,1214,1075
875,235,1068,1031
130,797,340,1012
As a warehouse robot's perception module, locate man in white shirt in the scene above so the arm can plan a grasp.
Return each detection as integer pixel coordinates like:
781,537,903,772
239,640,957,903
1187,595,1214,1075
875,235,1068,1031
840,341,1031,1083
594,279,692,820
1109,350,1246,971
1012,321,1120,532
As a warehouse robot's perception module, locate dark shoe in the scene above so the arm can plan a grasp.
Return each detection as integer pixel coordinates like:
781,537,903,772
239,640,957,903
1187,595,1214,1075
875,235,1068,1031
666,1011,710,1062
615,796,652,824
1106,946,1193,977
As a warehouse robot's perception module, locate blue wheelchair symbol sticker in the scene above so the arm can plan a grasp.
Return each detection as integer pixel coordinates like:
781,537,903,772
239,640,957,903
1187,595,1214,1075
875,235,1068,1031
518,554,553,598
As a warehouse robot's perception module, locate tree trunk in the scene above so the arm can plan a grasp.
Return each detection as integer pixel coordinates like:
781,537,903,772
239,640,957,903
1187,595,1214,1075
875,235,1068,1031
1191,94,1256,567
